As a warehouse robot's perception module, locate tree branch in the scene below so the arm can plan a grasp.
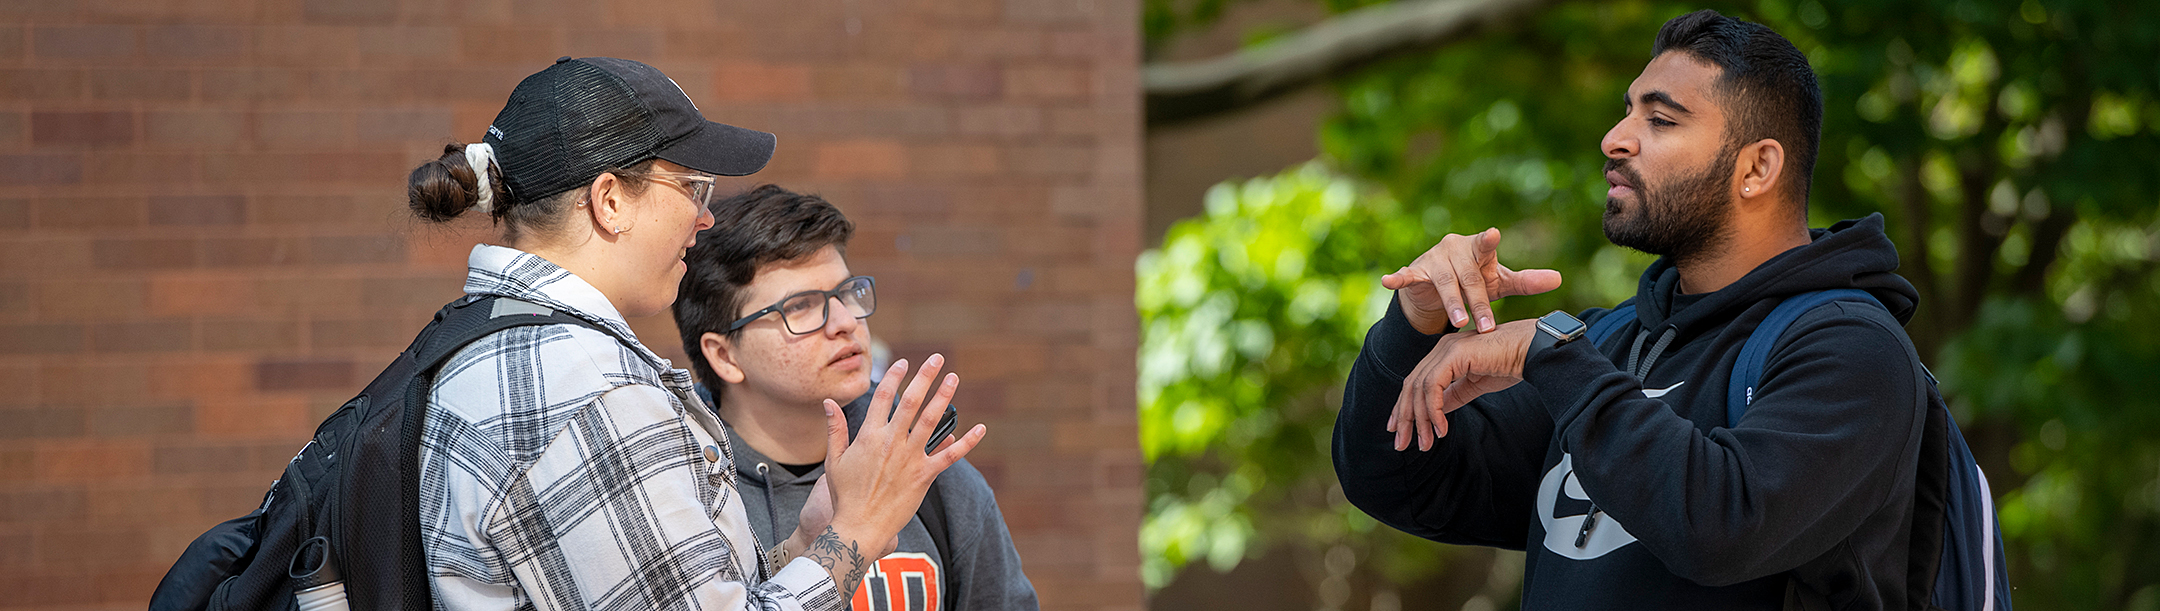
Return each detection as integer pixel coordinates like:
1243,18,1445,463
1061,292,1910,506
1143,0,1553,126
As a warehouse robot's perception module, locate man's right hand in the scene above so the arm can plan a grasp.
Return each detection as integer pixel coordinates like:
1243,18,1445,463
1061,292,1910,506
1381,227,1564,334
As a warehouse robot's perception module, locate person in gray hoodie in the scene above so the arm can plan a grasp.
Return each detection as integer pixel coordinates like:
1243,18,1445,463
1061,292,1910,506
673,184,1040,611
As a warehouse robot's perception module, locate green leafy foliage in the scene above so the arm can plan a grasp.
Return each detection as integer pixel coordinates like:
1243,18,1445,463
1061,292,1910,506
1141,0,2160,608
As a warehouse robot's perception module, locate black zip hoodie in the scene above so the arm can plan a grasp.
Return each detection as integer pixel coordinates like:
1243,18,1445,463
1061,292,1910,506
1334,215,1929,610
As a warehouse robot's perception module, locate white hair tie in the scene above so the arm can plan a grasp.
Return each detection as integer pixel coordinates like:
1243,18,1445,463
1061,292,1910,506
463,143,497,215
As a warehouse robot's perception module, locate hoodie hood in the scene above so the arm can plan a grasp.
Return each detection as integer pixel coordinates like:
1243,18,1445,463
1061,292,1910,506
722,391,872,487
1629,213,1920,337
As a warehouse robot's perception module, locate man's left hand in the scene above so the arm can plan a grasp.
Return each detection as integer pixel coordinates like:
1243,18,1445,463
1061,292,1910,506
1387,319,1537,451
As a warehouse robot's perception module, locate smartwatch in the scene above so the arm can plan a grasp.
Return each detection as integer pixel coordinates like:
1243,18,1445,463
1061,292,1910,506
1528,310,1587,362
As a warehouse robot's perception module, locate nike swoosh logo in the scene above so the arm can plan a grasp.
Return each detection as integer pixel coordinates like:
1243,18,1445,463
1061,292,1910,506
1643,381,1685,398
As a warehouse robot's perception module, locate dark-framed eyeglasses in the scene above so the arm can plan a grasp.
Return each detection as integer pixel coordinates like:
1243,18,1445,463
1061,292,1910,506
726,276,877,335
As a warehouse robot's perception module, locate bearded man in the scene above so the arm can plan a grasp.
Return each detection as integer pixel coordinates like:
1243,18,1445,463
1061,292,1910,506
1333,10,1933,610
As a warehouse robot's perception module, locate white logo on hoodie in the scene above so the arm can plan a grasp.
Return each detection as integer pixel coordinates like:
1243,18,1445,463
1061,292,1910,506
1538,453,1639,559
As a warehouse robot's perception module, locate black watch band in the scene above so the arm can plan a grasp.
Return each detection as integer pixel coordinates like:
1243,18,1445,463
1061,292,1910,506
1528,310,1587,364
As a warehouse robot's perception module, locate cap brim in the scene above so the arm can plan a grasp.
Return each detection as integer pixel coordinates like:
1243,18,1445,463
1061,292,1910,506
653,120,776,177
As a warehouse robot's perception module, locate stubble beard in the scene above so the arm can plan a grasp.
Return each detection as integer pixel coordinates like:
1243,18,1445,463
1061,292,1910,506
1602,145,1738,269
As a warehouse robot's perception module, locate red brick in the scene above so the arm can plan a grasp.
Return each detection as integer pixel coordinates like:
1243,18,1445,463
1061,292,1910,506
252,27,358,67
195,396,310,439
253,110,350,145
144,110,246,147
0,324,85,355
34,197,143,229
0,571,100,606
200,67,307,101
356,26,456,59
814,139,908,179
0,111,20,147
92,238,198,270
0,487,85,522
946,29,1046,59
199,237,293,267
1004,144,1095,177
0,281,28,314
956,105,1042,136
711,62,814,102
151,440,286,475
0,68,84,101
0,448,30,483
1005,65,1093,100
658,27,740,59
1005,0,1099,24
87,68,193,101
307,234,405,265
0,0,70,17
143,25,248,61
908,64,1001,101
268,275,371,312
32,25,138,60
461,28,564,64
355,109,453,142
256,358,353,391
566,29,663,60
311,317,412,350
251,194,360,225
37,439,153,481
29,111,132,148
911,143,1004,177
86,404,193,436
148,356,253,399
302,0,396,24
36,279,146,320
812,65,907,99
40,361,154,406
147,274,256,316
0,154,83,186
200,318,302,351
89,321,195,353
83,152,201,186
0,407,86,439
0,200,25,231
149,195,246,226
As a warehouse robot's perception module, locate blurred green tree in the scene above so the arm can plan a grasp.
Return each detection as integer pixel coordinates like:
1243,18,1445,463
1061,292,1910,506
1139,0,2160,609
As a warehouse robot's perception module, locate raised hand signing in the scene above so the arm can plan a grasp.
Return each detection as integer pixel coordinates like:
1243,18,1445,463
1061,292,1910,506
1380,227,1563,334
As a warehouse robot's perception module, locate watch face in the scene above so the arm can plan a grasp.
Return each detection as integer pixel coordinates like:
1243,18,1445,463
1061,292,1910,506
1540,311,1587,337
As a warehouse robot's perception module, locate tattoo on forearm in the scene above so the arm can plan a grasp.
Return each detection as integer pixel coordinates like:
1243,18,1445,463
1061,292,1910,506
802,526,868,596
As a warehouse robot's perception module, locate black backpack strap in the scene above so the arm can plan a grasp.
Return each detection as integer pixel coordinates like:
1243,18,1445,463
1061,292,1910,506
411,296,629,372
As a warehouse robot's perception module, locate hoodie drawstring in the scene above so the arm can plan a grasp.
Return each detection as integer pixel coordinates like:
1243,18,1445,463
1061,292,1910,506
1626,326,1678,380
754,463,782,545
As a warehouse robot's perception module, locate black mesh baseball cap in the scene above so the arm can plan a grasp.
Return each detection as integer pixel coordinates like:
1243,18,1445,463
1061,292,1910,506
482,56,776,204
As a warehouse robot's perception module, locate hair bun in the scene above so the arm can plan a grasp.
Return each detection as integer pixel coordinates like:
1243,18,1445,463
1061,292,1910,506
408,142,501,222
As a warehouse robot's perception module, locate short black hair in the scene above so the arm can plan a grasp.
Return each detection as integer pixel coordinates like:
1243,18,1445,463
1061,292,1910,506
1652,9,1822,215
674,184,855,390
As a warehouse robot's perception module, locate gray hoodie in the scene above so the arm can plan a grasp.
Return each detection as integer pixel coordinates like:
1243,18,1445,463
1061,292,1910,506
718,391,1040,611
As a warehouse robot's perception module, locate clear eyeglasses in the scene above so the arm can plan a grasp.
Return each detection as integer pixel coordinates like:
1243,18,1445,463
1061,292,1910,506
646,170,718,208
725,276,877,335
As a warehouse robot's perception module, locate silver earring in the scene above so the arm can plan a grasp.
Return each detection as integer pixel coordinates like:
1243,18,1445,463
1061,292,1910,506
614,225,626,234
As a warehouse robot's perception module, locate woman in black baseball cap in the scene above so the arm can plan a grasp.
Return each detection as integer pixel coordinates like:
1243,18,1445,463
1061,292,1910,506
404,57,984,611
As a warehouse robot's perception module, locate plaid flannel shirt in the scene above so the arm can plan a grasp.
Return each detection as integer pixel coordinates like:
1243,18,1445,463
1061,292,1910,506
419,244,845,611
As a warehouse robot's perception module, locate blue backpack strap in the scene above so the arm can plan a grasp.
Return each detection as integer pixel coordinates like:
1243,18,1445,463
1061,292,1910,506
1725,288,1881,428
1585,300,1637,350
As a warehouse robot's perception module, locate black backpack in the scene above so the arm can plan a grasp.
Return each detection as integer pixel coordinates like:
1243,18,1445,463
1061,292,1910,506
1587,289,2011,611
148,296,621,611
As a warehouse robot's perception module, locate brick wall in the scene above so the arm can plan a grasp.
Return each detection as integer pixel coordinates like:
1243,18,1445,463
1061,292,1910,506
0,1,1143,609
